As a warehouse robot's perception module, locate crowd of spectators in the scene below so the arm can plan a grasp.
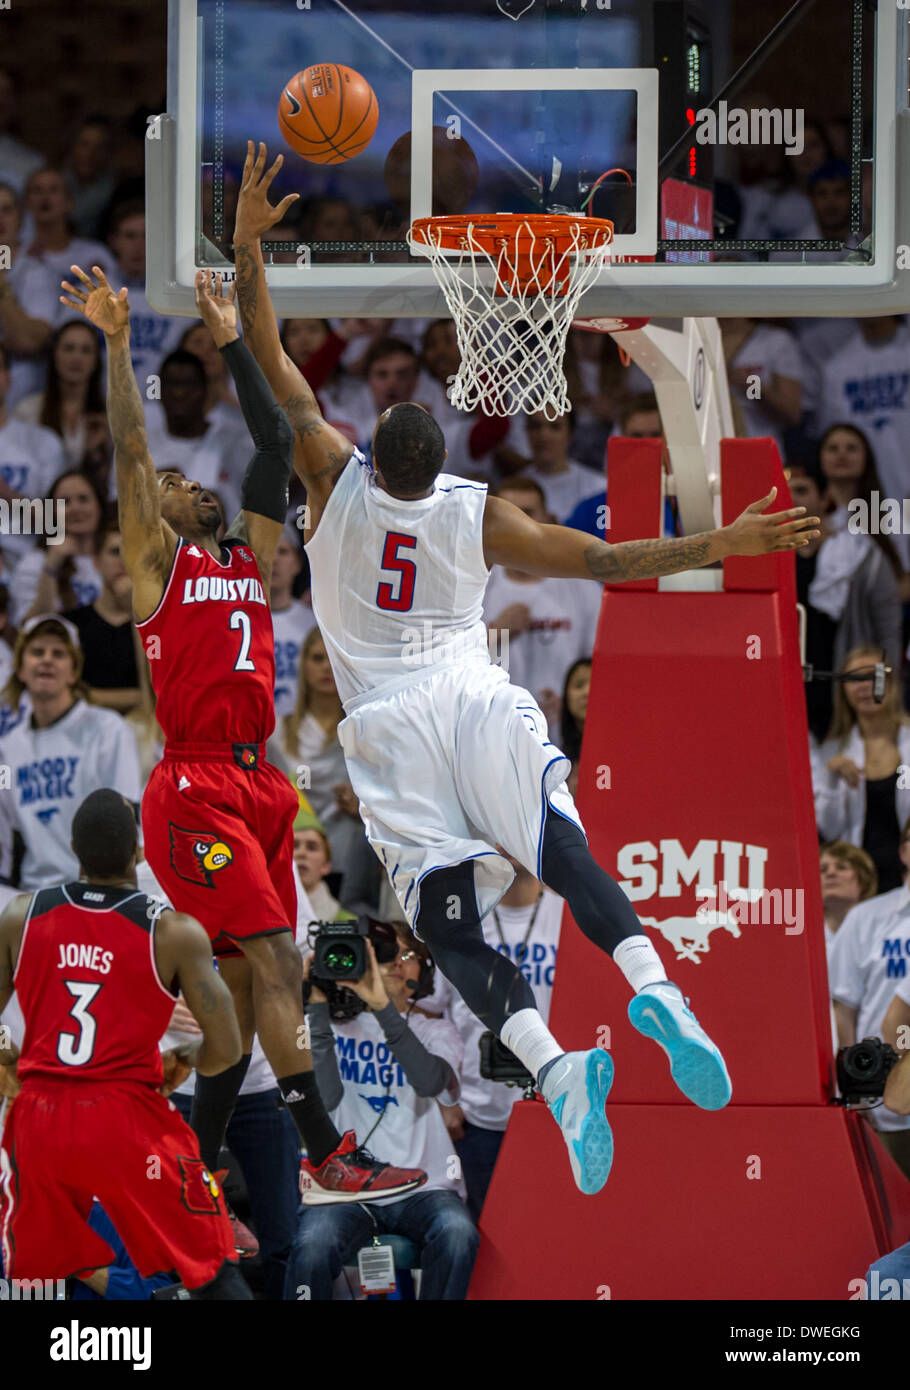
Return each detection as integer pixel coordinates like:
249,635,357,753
1,81,909,1299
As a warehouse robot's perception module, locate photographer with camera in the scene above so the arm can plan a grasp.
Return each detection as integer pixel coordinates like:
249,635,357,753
286,920,478,1300
858,979,910,1298
828,816,910,1178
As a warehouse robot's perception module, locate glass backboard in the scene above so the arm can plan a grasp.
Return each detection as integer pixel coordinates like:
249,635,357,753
147,0,910,318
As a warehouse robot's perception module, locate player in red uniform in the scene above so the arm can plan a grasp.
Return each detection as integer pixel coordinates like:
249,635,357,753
0,788,250,1297
58,265,425,1203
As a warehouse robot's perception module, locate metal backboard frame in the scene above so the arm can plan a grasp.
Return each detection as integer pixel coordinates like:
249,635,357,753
147,0,910,319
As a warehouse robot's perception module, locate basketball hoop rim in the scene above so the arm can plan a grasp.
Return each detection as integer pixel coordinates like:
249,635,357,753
409,212,615,258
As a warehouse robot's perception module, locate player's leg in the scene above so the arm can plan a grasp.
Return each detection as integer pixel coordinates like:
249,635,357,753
537,809,731,1111
1,1088,117,1280
239,929,340,1165
416,859,613,1197
95,1084,248,1298
189,953,255,1172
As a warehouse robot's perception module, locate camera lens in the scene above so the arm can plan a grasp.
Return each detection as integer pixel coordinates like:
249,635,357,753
324,944,357,975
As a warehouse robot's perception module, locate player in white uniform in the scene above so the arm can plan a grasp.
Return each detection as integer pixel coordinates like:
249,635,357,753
233,143,821,1195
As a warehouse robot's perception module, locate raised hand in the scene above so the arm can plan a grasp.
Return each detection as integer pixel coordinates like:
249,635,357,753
60,265,129,337
235,140,299,243
724,487,821,556
193,270,239,348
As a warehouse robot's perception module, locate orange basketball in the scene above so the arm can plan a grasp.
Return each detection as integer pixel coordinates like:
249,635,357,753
278,64,379,165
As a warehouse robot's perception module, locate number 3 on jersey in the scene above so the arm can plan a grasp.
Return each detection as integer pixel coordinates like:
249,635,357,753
57,980,102,1066
377,532,417,612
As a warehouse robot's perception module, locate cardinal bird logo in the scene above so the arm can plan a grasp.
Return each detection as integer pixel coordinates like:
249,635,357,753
168,824,234,888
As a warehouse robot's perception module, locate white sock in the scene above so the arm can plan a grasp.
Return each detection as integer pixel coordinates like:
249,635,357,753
613,935,667,993
500,1008,564,1079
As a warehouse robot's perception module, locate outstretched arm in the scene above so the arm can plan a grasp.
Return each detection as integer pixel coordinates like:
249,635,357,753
233,142,353,537
60,266,176,621
154,910,241,1078
482,487,820,580
193,271,291,593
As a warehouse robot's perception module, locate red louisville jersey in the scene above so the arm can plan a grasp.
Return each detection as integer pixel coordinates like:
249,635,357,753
137,537,276,744
14,882,178,1087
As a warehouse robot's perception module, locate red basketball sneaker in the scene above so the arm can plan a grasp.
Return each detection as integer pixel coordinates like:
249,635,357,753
299,1132,427,1205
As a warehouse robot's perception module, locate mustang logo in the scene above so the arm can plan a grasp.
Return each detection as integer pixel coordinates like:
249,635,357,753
168,825,234,888
640,910,741,965
360,1094,399,1115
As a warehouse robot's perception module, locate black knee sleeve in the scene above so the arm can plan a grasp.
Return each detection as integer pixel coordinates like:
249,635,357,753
417,861,535,1034
540,813,643,955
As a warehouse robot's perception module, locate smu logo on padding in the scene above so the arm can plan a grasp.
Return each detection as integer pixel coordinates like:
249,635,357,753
617,838,771,965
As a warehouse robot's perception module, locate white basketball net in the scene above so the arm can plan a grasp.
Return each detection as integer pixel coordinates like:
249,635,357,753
410,216,614,419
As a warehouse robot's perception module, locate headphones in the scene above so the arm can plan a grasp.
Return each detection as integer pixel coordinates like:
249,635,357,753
366,917,436,1004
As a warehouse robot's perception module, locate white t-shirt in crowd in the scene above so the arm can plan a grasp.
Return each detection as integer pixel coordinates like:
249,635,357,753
272,599,316,719
0,700,141,888
437,887,563,1129
10,549,101,625
728,323,804,457
828,884,910,1132
327,1007,464,1197
22,239,117,295
111,281,186,403
2,255,60,408
520,458,602,524
815,324,910,546
0,416,65,562
13,393,87,469
483,568,600,733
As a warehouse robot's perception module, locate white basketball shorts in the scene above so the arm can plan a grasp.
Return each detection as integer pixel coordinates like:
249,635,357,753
336,663,585,930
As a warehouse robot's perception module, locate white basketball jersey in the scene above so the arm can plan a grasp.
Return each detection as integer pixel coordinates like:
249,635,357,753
305,452,492,710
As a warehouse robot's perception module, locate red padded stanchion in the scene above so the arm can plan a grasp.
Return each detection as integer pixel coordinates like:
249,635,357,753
469,436,910,1300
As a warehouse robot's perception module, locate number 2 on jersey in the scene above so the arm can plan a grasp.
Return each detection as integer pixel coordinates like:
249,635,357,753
376,532,417,612
230,609,256,671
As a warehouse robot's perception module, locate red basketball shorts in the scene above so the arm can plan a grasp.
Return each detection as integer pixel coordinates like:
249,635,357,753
0,1079,235,1289
142,743,300,957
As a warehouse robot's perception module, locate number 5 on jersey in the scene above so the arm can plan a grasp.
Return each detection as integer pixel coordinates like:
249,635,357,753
377,532,417,612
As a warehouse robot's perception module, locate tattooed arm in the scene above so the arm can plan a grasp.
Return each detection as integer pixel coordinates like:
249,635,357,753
155,910,241,1076
482,488,820,581
59,266,177,621
233,141,353,538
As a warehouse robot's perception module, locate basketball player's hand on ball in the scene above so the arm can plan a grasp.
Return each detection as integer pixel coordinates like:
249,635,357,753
194,271,239,349
723,487,820,555
60,265,129,337
235,141,300,243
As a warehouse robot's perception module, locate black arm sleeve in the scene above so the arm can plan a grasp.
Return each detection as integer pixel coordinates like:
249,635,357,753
305,1001,345,1111
374,1002,457,1099
219,337,293,522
